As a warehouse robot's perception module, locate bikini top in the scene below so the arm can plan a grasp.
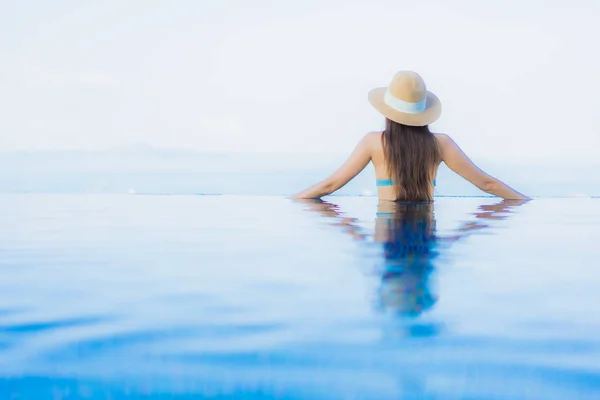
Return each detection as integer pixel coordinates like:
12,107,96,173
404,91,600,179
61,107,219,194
376,179,437,187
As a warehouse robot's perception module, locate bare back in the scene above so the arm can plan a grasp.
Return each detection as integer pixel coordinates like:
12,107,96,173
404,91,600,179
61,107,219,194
368,131,440,201
291,131,528,201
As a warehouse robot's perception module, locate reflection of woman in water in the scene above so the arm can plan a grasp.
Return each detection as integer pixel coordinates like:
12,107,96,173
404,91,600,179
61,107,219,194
375,202,439,316
296,199,526,317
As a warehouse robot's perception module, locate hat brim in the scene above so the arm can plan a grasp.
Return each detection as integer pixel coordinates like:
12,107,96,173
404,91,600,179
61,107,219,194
368,87,441,127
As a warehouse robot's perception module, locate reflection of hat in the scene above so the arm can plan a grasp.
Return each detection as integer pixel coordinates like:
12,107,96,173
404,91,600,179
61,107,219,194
379,270,437,316
368,70,441,126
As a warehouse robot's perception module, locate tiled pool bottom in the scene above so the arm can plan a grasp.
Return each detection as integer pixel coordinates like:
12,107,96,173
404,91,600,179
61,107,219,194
0,195,599,399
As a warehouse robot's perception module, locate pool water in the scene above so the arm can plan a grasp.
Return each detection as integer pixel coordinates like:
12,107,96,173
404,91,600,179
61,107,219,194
1,194,599,399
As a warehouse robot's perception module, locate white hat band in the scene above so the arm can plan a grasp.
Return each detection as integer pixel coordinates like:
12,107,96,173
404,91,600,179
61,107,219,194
384,90,427,114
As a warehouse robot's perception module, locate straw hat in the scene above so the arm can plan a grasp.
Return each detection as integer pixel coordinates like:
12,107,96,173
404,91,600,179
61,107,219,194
368,71,441,126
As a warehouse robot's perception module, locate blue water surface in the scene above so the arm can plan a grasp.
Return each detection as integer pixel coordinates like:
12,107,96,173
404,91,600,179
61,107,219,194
1,194,599,399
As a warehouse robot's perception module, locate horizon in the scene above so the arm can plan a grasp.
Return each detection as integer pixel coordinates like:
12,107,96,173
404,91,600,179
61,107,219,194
0,143,598,166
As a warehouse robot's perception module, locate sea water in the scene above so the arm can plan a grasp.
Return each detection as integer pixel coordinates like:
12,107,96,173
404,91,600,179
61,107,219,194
1,194,599,399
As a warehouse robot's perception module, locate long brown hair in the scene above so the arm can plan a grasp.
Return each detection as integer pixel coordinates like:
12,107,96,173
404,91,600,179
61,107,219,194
382,119,441,202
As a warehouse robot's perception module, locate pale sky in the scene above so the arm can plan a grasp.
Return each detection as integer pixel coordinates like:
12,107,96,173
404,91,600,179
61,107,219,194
1,0,599,161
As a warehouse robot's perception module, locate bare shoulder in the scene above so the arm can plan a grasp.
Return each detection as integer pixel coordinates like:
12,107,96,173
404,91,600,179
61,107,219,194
433,133,455,154
434,132,451,144
363,131,384,148
365,131,383,141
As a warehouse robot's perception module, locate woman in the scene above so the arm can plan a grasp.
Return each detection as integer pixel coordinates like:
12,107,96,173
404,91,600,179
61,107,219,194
291,70,529,201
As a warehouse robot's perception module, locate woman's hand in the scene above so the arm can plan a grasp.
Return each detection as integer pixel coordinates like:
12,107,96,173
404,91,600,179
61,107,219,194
289,133,376,199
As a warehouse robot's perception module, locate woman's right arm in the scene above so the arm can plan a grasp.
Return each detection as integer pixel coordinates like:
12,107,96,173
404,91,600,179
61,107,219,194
436,134,530,200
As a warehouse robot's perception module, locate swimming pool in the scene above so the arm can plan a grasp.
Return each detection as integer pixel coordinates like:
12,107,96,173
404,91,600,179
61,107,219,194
1,194,599,399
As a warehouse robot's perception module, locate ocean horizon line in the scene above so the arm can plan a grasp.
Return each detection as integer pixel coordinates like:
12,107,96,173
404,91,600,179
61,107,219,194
0,192,597,199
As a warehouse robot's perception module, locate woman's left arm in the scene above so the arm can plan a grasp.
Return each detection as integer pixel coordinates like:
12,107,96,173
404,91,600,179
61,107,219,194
290,133,373,199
